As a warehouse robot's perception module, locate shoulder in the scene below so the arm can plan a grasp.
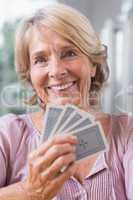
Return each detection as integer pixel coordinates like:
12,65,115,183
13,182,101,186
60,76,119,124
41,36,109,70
0,113,28,134
0,113,32,149
111,112,133,133
0,113,24,127
110,112,133,148
0,113,34,162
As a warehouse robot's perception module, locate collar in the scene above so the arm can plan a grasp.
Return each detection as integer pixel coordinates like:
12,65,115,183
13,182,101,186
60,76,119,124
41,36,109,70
70,151,109,183
86,151,109,178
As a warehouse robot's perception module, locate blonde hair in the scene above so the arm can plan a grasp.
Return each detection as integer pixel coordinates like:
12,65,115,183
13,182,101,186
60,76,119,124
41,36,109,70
15,2,109,107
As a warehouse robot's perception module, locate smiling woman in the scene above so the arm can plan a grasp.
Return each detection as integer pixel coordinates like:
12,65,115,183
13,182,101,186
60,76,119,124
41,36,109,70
29,28,96,108
0,2,133,200
15,3,109,109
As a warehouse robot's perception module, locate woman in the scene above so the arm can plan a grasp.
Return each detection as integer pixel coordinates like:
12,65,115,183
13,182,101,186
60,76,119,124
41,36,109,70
0,2,133,200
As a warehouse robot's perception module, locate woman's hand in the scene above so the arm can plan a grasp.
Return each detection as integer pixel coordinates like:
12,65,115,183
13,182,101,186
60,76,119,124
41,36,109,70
24,135,78,200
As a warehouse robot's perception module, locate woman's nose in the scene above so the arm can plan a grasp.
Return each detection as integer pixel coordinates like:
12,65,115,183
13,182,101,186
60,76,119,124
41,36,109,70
48,57,68,79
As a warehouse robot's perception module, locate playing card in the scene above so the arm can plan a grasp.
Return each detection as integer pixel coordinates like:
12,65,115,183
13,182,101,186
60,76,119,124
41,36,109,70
51,104,76,135
71,122,108,160
58,111,84,133
41,105,64,142
57,105,94,134
63,116,93,134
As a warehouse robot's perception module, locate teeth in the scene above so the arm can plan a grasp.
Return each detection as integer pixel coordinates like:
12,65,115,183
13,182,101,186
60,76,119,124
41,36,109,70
51,82,74,90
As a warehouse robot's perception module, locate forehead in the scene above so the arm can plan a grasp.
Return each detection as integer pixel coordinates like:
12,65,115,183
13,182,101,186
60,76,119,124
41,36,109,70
29,27,75,55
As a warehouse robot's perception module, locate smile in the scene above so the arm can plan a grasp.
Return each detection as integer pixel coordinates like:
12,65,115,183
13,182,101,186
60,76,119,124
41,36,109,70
47,80,78,91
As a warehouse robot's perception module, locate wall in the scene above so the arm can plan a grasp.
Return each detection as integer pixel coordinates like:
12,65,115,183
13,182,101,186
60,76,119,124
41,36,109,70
60,0,122,32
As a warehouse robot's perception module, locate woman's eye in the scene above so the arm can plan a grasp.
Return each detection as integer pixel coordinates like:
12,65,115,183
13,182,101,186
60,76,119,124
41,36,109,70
34,57,47,65
61,50,77,59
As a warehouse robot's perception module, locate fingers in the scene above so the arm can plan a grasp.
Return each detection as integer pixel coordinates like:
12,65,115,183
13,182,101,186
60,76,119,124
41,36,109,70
41,163,76,200
28,135,78,180
54,163,76,183
27,134,78,199
29,134,77,160
28,143,76,179
42,142,76,166
40,152,76,182
27,134,78,200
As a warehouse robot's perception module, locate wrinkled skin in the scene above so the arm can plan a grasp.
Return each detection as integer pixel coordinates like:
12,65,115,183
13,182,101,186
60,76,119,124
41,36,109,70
24,135,78,200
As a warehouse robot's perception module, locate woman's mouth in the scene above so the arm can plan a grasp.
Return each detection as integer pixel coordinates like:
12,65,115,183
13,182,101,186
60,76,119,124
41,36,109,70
47,80,79,95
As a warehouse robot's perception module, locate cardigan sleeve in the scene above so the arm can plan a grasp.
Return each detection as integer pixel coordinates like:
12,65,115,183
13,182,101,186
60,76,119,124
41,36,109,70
0,114,26,187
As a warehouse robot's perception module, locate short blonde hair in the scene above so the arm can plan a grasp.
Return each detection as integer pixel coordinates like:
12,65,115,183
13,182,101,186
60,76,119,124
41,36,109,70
15,2,109,106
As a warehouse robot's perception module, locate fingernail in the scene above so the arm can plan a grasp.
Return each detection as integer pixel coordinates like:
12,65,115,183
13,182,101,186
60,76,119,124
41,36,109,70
69,135,78,141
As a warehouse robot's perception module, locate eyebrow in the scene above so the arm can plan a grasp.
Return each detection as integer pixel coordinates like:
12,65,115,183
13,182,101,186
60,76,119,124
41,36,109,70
58,44,78,50
31,44,79,58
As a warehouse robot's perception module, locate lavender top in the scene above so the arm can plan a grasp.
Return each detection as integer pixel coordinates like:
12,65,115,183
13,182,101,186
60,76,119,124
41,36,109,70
0,113,133,200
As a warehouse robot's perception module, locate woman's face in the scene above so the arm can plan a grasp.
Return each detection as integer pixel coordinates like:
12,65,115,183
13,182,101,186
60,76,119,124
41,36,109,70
29,27,96,106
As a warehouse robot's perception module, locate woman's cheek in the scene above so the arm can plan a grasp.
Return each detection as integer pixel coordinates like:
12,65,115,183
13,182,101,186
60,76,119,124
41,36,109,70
67,63,89,79
30,69,48,102
30,69,48,86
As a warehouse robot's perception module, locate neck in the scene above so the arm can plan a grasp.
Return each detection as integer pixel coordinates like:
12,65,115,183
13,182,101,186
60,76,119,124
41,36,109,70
30,109,45,134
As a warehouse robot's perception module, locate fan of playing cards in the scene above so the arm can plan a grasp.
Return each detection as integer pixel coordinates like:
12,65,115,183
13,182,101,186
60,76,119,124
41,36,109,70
41,104,108,161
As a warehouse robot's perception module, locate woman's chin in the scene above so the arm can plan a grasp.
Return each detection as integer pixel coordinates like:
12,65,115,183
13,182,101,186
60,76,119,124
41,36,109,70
48,90,80,105
47,93,80,106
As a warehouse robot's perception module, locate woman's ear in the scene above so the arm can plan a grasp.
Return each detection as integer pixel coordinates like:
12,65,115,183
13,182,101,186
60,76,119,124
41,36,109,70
90,64,97,77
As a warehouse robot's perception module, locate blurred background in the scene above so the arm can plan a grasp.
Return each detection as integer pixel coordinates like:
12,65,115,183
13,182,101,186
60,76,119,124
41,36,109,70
0,0,133,116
